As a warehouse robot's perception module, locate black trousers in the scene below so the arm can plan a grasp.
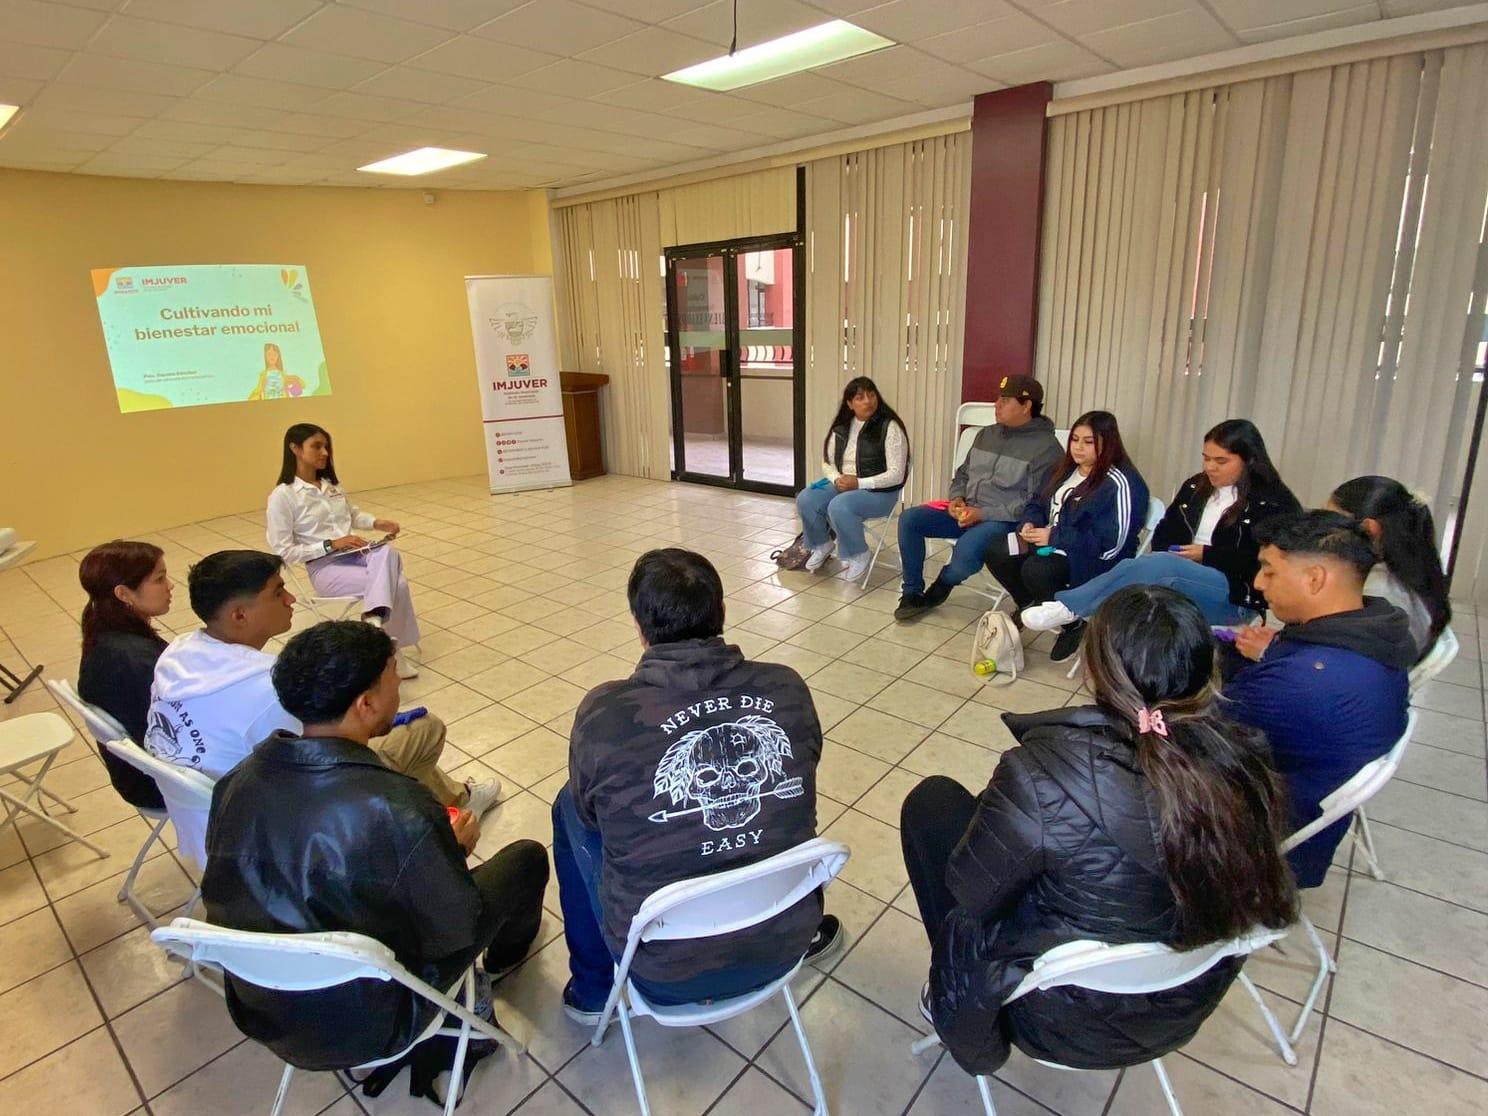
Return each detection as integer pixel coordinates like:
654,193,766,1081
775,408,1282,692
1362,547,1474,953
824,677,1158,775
899,776,979,943
437,838,550,986
983,549,1071,611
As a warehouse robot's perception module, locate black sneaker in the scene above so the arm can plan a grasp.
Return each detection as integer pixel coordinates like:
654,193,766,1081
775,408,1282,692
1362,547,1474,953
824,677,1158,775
894,593,929,622
920,576,953,609
805,914,843,964
561,978,605,1025
1049,620,1086,663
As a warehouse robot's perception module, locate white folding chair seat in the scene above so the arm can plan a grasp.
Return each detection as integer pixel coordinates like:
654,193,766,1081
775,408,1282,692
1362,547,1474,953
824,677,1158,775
152,918,524,1116
1245,709,1418,1061
912,927,1291,1114
1408,625,1459,695
284,561,361,626
0,711,111,859
47,679,170,926
591,837,851,1116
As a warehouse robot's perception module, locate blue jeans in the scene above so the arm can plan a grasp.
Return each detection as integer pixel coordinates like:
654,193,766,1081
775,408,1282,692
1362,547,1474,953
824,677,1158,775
1057,552,1250,625
551,787,795,1008
897,505,1016,595
795,484,899,559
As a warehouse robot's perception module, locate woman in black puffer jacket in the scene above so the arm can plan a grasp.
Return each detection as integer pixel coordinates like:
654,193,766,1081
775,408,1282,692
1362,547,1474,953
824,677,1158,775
900,585,1297,1075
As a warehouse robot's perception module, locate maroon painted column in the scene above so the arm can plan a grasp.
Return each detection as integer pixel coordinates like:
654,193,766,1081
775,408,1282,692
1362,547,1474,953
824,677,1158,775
961,82,1053,402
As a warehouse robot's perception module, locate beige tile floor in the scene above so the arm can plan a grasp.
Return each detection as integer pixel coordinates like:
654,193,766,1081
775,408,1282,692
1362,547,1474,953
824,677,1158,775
0,473,1484,1116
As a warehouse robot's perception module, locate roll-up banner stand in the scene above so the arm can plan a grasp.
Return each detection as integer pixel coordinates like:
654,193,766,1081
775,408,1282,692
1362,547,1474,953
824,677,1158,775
465,274,571,494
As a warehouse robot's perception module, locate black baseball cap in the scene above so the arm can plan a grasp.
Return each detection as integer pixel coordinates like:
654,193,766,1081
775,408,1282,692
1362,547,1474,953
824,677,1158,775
996,374,1044,408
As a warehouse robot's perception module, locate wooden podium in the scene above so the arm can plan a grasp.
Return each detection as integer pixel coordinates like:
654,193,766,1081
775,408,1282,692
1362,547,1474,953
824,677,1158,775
560,371,609,481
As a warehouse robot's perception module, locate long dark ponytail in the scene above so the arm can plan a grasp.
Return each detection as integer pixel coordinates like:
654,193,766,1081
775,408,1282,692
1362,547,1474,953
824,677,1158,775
1332,476,1451,646
79,541,166,656
1195,419,1284,528
1082,585,1298,949
277,423,337,486
822,376,910,467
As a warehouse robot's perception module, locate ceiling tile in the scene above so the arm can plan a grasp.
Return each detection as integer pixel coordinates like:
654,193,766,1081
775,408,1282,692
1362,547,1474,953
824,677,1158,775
228,129,336,153
594,76,714,112
352,65,488,104
792,86,919,124
0,156,87,171
816,44,936,89
131,118,236,143
1080,7,1239,68
1235,5,1381,43
849,0,1017,42
12,107,142,135
873,65,995,106
79,153,191,174
31,82,180,118
966,40,1114,85
0,0,109,51
580,0,715,19
88,15,261,71
309,89,432,123
519,58,646,97
916,12,1061,65
234,43,387,90
728,71,848,107
1,121,114,152
116,0,322,41
340,0,529,33
105,135,217,159
654,90,768,124
454,82,579,118
663,0,828,47
193,72,332,110
1036,0,1191,39
160,99,287,128
55,52,217,96
726,105,840,139
0,74,44,104
658,120,775,149
1207,0,1372,31
573,26,719,76
0,41,70,81
283,5,458,64
405,34,560,81
473,0,646,53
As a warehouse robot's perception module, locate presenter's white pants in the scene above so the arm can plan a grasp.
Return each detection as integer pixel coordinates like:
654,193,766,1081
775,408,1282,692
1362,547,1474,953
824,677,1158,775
307,545,421,650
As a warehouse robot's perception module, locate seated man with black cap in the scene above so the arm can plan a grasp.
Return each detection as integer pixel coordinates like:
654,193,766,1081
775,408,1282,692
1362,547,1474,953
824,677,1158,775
895,375,1063,622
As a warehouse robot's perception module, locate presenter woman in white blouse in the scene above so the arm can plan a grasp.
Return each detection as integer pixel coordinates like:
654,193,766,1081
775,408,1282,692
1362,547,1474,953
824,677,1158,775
796,377,910,582
265,423,421,677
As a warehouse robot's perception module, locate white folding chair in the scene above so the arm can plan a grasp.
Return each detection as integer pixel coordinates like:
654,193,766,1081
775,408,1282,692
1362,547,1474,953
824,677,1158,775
47,679,170,926
284,561,361,627
101,737,214,876
1245,708,1418,1064
0,711,111,858
858,469,912,589
912,927,1291,1115
1408,625,1459,695
590,838,851,1116
151,917,525,1116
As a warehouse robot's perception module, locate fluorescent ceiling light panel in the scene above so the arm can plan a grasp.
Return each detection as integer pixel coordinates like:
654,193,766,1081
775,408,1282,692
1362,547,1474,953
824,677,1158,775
0,104,18,133
662,20,893,92
357,147,486,176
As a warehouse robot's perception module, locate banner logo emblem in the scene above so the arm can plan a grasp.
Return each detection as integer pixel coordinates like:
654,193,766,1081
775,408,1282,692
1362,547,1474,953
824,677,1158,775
505,353,530,376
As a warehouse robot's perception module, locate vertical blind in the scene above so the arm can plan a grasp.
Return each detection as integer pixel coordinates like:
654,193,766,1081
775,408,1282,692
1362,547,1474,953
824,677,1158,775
805,133,972,506
1035,43,1488,598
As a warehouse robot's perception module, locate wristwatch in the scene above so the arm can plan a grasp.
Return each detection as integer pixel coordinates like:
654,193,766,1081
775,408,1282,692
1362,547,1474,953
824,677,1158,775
323,539,333,555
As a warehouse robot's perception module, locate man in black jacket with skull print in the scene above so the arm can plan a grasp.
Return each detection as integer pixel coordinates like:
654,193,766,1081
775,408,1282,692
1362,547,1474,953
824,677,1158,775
553,548,838,1021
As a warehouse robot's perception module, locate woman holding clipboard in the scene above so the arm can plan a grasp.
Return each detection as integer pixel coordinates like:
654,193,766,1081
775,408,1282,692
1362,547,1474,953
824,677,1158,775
266,423,422,677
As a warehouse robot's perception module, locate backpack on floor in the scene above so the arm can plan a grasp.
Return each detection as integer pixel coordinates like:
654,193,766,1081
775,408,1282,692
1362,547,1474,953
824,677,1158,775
772,528,832,571
971,609,1023,685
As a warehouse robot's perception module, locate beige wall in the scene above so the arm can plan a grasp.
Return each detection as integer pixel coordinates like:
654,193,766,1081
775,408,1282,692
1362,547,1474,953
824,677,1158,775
0,170,545,560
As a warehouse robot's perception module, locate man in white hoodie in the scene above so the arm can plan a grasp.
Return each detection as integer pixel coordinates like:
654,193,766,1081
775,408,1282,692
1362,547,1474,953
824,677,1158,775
145,550,499,816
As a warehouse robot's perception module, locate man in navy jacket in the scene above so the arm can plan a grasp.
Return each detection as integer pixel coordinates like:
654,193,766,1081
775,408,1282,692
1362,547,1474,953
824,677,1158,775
1222,511,1412,887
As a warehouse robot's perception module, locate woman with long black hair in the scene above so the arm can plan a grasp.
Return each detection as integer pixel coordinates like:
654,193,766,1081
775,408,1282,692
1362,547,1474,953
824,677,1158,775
265,423,421,677
985,410,1149,660
1024,418,1299,630
795,376,910,582
900,585,1297,1075
1329,476,1451,660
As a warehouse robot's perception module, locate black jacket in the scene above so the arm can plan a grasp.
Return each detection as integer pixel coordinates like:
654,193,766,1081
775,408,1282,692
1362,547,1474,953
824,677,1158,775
1150,474,1301,613
827,411,907,491
77,629,166,810
569,637,823,984
202,732,487,1070
927,707,1238,1075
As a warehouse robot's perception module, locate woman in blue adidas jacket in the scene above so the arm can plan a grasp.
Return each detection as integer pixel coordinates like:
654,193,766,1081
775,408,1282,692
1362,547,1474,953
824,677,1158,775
985,411,1149,661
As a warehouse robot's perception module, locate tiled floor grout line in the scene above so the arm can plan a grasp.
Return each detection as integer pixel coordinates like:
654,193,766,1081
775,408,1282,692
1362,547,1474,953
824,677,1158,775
1301,842,1357,1114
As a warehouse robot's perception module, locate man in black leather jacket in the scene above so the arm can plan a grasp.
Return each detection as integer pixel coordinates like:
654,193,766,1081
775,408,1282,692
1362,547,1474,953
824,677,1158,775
201,621,549,1071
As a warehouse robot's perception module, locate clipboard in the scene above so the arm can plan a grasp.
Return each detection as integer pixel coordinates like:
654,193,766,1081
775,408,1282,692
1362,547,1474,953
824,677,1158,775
310,533,399,561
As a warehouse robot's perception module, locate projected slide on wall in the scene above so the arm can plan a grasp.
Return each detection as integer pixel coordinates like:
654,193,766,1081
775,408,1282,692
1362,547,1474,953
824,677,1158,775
91,264,331,413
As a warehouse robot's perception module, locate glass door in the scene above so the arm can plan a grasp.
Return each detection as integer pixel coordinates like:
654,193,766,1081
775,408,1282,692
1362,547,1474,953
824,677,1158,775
666,234,803,496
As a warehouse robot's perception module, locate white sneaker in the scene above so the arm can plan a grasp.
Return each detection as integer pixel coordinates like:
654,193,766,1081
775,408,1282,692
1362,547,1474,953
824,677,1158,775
395,650,419,679
363,613,385,629
804,541,834,572
839,554,871,582
464,778,502,817
1021,600,1079,632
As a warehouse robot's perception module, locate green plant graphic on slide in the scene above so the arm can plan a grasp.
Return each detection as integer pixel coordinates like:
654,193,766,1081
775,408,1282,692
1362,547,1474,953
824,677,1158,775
92,264,331,413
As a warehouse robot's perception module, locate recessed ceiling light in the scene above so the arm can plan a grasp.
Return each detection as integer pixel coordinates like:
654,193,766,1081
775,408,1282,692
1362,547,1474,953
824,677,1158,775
357,147,486,176
662,20,893,92
0,104,19,133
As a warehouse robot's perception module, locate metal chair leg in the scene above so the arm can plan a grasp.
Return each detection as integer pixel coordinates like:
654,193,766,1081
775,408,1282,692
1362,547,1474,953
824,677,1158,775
975,1075,998,1115
616,997,651,1116
1352,808,1385,880
118,814,169,926
784,983,829,1115
1236,970,1297,1065
1152,1058,1183,1116
1290,914,1334,1043
270,1062,295,1116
